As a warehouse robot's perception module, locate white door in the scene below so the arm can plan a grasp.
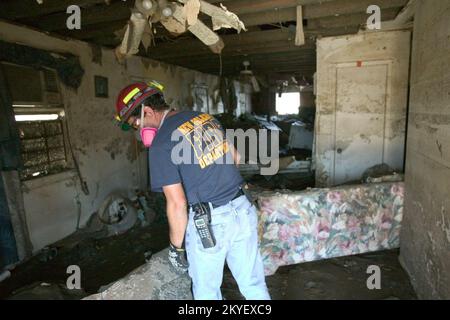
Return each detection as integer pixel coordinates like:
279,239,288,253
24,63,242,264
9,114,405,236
334,61,389,184
315,31,411,187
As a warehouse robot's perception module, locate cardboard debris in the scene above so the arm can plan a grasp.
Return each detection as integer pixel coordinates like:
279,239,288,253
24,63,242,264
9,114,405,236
172,2,222,48
141,22,154,52
188,20,222,47
209,3,246,32
178,0,246,32
295,6,305,46
116,0,245,60
161,16,188,35
117,10,147,59
208,37,224,54
184,0,201,26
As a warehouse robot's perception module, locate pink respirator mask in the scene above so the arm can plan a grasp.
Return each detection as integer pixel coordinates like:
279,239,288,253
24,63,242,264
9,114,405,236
139,106,169,148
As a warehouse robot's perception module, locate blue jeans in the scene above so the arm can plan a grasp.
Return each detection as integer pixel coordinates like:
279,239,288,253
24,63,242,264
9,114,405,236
185,195,271,300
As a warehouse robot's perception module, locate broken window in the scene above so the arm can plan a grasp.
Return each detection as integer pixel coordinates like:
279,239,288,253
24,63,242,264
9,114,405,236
276,92,300,115
1,62,70,180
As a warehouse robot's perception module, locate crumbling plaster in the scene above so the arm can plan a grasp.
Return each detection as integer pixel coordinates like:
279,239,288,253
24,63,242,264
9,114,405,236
400,0,450,299
315,31,410,187
0,21,248,252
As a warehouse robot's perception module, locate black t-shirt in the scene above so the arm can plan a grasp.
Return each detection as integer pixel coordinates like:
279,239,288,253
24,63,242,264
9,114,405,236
149,111,243,206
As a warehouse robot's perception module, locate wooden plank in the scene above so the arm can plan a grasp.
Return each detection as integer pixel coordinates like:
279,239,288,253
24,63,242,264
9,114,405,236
164,54,316,66
24,0,406,34
0,0,105,20
308,7,399,29
393,0,416,24
157,48,316,61
59,19,128,39
240,8,297,27
161,59,316,73
303,0,407,19
217,0,336,15
216,65,316,76
366,0,416,31
236,0,407,26
147,29,296,55
148,38,314,59
146,25,361,59
21,1,133,31
295,6,305,46
162,50,316,65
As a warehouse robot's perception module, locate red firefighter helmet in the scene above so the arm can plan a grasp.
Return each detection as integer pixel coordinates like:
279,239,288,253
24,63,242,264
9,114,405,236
115,80,164,127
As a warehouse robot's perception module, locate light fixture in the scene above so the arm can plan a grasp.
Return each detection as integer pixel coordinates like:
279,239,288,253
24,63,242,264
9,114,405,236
142,0,153,10
15,114,59,122
162,6,173,17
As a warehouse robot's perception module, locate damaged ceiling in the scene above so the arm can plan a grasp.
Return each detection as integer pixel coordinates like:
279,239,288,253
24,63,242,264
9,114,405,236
0,0,409,80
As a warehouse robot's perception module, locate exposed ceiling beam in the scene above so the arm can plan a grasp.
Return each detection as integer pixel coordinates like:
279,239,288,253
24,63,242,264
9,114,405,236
238,0,406,27
149,41,315,60
167,54,316,67
218,0,336,15
19,1,133,31
307,7,399,29
25,0,407,34
240,5,400,28
147,29,297,55
146,25,362,60
209,65,316,76
162,51,316,67
0,0,233,21
0,0,106,20
58,6,398,45
300,0,407,19
58,19,128,40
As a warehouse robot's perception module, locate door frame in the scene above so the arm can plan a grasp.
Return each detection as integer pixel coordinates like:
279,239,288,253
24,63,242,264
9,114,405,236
330,59,393,185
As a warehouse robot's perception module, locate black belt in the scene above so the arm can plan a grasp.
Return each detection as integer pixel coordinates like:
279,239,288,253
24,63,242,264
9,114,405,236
190,188,245,211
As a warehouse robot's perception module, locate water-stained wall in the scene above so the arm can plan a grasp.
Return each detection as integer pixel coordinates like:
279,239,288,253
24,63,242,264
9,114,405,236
315,31,410,187
400,0,450,299
0,21,248,252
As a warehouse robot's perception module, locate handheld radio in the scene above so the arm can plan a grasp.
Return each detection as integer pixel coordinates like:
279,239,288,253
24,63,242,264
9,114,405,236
193,196,216,249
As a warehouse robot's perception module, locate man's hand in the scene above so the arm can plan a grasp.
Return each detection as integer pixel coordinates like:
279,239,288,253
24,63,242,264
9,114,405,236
168,243,189,273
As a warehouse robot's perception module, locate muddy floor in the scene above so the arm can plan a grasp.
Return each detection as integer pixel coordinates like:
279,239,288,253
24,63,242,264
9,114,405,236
1,217,416,300
223,249,417,300
1,178,416,300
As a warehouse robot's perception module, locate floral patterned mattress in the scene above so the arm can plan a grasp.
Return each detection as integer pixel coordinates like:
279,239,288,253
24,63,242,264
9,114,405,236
256,182,404,276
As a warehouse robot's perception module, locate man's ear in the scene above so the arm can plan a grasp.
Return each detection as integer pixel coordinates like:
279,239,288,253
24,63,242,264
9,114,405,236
143,106,154,117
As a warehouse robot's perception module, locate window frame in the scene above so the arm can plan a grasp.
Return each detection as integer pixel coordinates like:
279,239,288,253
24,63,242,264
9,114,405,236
1,61,73,181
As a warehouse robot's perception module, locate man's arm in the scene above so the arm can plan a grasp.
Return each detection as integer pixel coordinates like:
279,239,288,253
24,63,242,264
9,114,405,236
163,183,188,248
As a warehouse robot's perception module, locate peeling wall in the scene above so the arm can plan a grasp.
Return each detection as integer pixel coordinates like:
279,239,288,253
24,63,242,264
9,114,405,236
0,21,250,252
315,31,410,187
400,1,450,299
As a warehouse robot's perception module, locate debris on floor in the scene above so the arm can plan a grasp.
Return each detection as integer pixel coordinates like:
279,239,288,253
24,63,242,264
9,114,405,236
0,193,170,300
78,190,156,240
83,248,192,300
222,249,416,300
361,164,404,184
288,121,314,150
7,282,86,300
0,270,11,283
256,181,404,275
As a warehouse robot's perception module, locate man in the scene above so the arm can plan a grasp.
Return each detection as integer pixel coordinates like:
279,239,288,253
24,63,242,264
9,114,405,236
115,81,270,300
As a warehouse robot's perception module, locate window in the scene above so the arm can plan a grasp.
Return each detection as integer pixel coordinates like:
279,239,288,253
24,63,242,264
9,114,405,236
276,92,301,115
17,119,68,180
2,62,70,180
